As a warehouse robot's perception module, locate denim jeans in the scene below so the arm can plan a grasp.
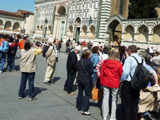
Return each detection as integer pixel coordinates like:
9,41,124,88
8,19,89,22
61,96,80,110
64,72,76,93
18,72,35,98
76,80,92,112
92,72,97,85
7,56,15,71
0,52,6,71
102,86,118,119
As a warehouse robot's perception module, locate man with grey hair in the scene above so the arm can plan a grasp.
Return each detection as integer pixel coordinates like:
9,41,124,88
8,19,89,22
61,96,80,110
44,41,56,85
121,45,147,120
64,46,80,95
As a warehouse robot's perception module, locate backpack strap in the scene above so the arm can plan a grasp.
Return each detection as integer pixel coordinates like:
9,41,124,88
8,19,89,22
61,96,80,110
131,56,143,65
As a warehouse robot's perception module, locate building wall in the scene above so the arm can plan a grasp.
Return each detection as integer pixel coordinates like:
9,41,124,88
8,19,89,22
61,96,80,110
24,14,34,36
32,1,55,41
0,14,23,34
65,0,99,42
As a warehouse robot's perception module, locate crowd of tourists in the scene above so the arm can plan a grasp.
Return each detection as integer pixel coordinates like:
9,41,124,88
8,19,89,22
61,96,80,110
0,34,160,119
64,39,160,120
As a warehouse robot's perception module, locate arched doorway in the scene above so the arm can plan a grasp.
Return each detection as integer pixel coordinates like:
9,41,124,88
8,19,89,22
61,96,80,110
107,19,122,47
137,25,148,43
74,17,81,42
152,25,160,43
125,25,134,41
4,21,11,31
0,20,3,30
57,6,66,16
13,22,20,32
53,5,67,40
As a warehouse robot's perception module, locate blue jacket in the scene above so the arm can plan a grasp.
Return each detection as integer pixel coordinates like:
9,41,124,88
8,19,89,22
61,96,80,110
90,53,100,72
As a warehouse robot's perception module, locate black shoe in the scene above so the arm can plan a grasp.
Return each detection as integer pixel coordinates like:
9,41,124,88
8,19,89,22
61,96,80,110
43,82,51,85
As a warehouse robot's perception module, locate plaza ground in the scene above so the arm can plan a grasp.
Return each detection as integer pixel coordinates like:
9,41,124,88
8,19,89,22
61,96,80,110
0,46,155,120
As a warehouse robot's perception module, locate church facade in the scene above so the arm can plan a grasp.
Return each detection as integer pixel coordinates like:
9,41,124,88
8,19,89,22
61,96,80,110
32,0,160,50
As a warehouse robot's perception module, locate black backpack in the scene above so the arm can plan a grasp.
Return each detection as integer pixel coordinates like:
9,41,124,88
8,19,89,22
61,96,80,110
130,56,151,89
8,45,17,56
42,45,49,57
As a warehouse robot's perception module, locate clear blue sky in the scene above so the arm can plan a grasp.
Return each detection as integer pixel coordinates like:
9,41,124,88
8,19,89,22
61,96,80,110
0,0,35,12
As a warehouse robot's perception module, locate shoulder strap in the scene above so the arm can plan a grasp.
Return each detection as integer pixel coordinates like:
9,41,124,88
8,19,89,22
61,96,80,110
81,59,89,75
131,56,143,64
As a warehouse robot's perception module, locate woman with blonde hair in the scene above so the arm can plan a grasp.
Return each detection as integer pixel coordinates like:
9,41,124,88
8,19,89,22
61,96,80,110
76,48,94,115
100,49,123,120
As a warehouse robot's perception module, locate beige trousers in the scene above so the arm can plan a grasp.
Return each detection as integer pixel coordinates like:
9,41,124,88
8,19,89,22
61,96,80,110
44,63,56,82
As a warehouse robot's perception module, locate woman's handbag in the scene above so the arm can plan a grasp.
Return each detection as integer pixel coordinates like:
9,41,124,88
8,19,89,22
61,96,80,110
91,79,102,101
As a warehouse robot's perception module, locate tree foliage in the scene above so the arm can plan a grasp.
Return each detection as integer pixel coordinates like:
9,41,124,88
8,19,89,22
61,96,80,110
128,0,158,19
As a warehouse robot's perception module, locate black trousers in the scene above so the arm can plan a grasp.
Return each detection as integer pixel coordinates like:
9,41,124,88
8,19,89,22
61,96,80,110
76,80,92,112
121,81,140,120
64,72,76,93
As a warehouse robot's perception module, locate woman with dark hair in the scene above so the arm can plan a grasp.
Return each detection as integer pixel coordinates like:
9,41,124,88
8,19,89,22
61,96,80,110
119,46,127,64
76,48,94,115
18,40,42,101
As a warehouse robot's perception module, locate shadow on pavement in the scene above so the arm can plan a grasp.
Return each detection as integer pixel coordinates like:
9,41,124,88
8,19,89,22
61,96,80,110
52,77,61,83
26,87,47,98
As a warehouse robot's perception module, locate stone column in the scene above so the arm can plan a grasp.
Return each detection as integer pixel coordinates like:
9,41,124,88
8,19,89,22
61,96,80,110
148,34,153,43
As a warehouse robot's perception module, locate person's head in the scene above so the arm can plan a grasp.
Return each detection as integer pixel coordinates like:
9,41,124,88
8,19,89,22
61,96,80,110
74,46,80,54
108,49,120,61
92,46,99,54
82,49,91,59
23,35,27,40
127,45,137,56
54,39,60,46
24,40,32,50
145,54,152,65
103,47,110,54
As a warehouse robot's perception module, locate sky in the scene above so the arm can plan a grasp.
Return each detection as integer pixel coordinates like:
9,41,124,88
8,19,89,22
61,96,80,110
0,0,35,12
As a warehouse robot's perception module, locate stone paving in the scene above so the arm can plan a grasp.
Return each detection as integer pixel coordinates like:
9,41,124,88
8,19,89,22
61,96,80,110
0,47,156,120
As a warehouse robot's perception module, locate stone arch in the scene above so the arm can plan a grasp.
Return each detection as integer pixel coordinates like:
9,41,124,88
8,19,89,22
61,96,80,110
0,20,3,30
81,25,87,38
106,15,123,32
137,23,149,33
105,15,123,47
13,22,20,31
57,6,66,16
88,25,95,39
152,25,160,43
124,25,134,41
137,25,148,42
4,21,12,31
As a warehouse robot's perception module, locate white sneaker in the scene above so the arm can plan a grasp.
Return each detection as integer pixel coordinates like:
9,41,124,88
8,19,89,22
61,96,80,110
103,118,106,120
0,71,2,73
82,111,90,115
